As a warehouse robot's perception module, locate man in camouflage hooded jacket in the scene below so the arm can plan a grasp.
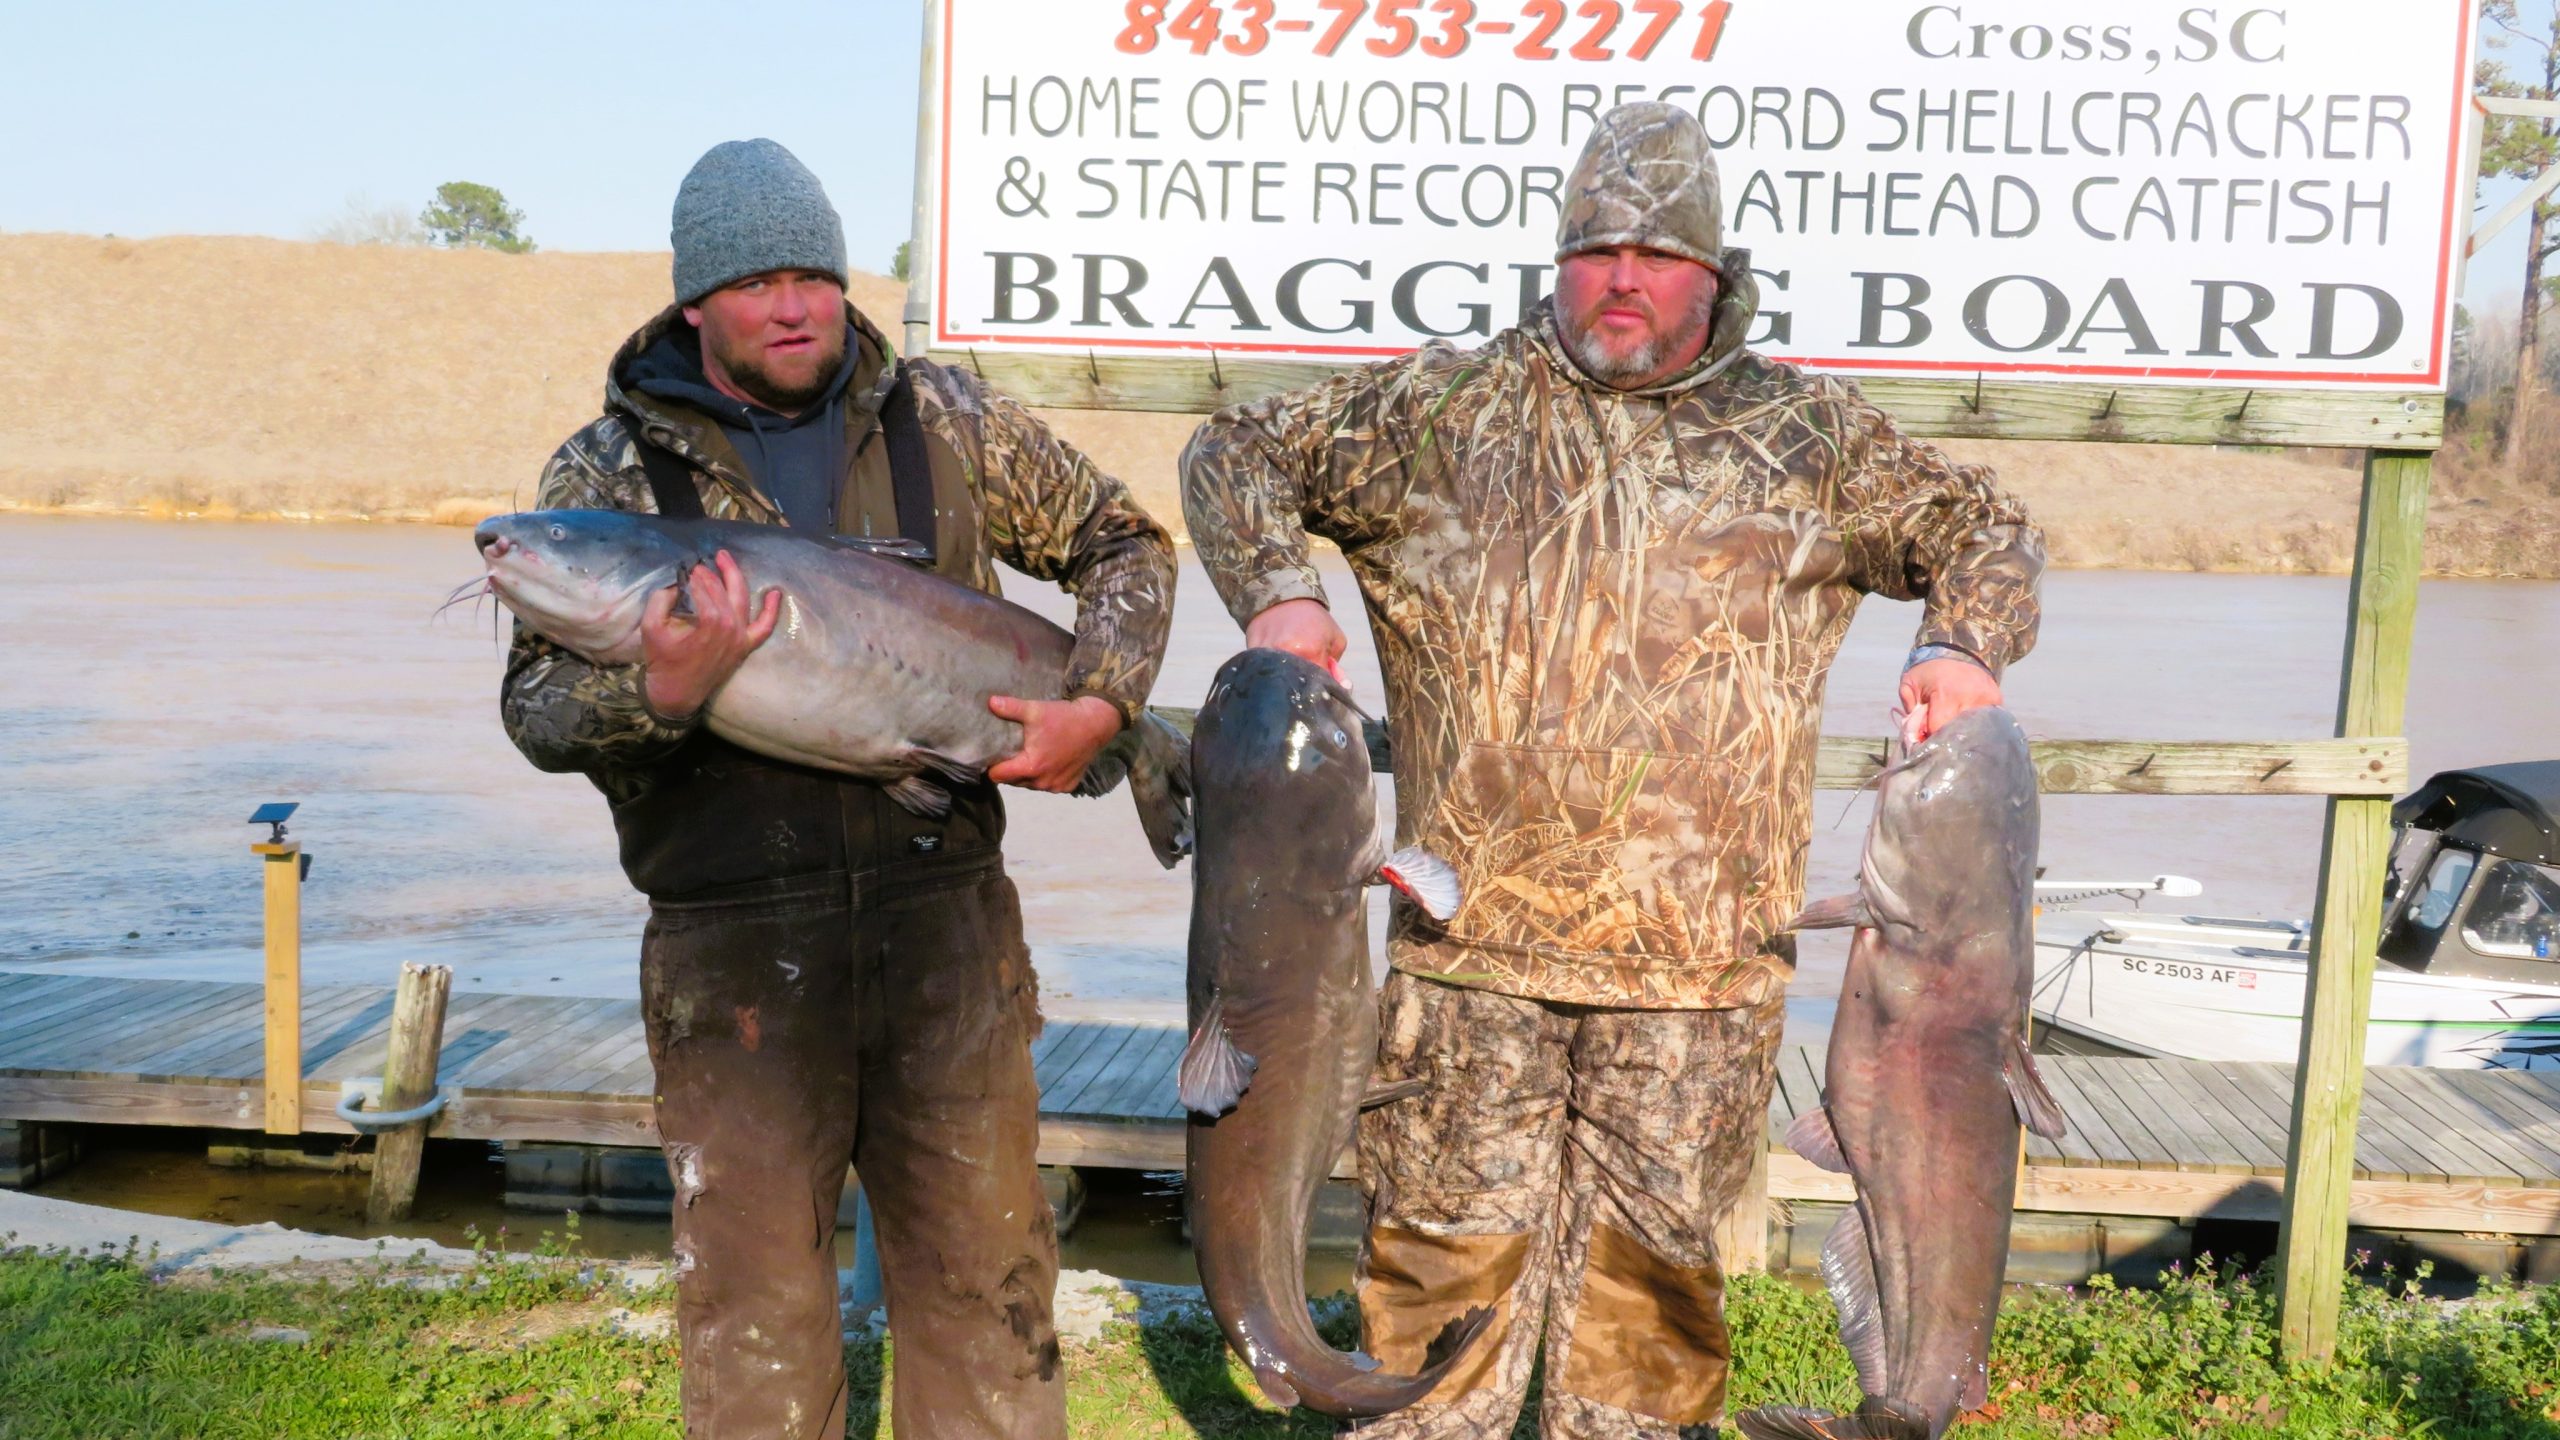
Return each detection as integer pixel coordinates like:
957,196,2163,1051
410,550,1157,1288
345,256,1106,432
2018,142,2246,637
1180,103,2042,1438
501,140,1174,1440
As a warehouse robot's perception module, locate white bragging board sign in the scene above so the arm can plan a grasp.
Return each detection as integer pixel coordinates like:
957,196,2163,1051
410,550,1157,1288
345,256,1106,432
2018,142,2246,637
917,0,2478,435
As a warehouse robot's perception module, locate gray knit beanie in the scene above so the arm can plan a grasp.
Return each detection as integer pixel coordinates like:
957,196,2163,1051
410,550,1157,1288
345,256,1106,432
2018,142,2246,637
671,139,849,303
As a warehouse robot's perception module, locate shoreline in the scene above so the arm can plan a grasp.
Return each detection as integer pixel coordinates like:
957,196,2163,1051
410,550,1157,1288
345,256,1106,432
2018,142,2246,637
9,498,2554,581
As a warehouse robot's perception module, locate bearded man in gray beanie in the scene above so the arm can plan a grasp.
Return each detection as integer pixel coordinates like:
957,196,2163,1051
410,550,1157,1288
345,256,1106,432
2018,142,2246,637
1180,103,2044,1437
500,138,1175,1439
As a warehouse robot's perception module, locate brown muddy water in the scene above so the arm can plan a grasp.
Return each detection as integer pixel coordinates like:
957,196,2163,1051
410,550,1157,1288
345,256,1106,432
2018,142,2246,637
4,513,2556,1283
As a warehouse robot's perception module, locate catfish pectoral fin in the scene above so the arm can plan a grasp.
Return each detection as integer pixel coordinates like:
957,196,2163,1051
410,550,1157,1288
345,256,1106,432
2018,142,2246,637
2003,1031,2069,1140
1359,1077,1429,1110
1736,1406,1928,1440
1177,995,1257,1116
1785,1106,1849,1173
1127,712,1196,869
885,775,954,818
1790,893,1875,931
1375,846,1463,921
900,746,986,787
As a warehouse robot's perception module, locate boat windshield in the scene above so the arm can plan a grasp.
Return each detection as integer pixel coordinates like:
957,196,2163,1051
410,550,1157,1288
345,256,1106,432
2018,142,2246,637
2459,857,2560,960
2401,847,2476,940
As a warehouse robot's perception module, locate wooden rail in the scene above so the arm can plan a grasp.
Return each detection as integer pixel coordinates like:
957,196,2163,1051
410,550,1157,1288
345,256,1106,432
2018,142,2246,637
1149,710,2409,798
928,349,2443,450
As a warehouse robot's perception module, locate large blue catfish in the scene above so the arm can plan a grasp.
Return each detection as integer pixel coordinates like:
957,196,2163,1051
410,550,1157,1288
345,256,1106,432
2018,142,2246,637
1179,648,1488,1417
473,509,1191,865
1738,706,2066,1440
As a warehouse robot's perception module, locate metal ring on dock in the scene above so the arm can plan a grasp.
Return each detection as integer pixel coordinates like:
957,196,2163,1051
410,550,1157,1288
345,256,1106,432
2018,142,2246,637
335,1082,456,1134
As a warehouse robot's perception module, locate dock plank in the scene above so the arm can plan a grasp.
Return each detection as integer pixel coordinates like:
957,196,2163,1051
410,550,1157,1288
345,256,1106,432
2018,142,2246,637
2056,1058,2180,1168
496,1003,655,1095
165,987,385,1082
1083,1026,1186,1123
2387,1069,2560,1183
2179,1061,2294,1172
2117,1061,2254,1174
454,999,632,1093
1045,1025,1148,1117
14,985,255,1076
1,979,237,1067
2146,1060,2283,1173
0,976,125,1045
2036,1063,2140,1167
2354,1070,2516,1184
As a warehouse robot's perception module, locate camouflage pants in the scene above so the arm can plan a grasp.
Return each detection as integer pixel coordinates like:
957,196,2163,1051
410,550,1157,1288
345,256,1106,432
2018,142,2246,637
1351,972,1784,1440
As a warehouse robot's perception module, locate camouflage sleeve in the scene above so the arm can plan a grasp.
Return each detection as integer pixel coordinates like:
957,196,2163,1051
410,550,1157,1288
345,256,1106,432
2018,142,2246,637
1825,383,2046,674
1177,357,1426,630
939,369,1176,726
497,433,700,773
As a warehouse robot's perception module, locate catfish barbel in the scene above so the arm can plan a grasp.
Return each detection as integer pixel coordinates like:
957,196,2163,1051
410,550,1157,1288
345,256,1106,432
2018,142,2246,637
1179,647,1488,1417
473,509,1191,865
1738,705,2065,1440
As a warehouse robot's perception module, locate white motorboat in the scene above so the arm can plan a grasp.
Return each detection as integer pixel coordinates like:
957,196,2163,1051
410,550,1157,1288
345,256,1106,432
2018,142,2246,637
2030,762,2560,1071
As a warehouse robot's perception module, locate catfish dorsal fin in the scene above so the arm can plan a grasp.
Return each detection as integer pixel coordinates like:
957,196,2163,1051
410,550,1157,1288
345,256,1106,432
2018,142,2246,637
1790,893,1874,932
2004,1031,2069,1140
1176,994,1257,1117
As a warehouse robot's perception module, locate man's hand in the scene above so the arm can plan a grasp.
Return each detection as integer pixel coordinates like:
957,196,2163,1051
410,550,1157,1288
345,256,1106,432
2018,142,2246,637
1898,657,2003,745
987,694,1125,792
641,550,781,721
1245,598,1348,675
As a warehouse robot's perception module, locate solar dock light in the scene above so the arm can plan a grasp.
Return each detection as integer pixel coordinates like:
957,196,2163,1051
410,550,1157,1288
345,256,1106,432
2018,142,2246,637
248,802,304,1134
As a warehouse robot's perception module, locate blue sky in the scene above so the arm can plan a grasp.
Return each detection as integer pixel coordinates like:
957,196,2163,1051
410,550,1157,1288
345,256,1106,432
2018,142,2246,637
0,0,2531,312
0,0,928,271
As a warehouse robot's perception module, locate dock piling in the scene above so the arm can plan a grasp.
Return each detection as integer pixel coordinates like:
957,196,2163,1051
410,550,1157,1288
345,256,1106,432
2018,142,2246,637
365,962,452,1224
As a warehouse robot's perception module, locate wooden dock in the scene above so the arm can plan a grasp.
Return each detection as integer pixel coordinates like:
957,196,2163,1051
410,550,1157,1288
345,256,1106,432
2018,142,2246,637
3,972,2557,1241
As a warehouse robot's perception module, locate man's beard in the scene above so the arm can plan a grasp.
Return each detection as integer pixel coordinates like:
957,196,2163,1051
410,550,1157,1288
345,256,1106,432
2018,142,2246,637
711,327,846,413
1566,284,1719,386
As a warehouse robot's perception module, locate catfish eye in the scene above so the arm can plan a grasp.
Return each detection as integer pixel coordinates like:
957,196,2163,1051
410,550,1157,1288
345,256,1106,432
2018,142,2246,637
548,524,567,542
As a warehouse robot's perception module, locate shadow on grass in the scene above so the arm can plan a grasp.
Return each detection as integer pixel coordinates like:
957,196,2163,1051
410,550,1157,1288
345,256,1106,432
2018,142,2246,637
843,1325,887,1439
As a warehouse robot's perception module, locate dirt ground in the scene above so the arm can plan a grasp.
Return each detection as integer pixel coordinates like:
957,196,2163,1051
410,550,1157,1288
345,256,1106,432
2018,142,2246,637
2,232,2546,576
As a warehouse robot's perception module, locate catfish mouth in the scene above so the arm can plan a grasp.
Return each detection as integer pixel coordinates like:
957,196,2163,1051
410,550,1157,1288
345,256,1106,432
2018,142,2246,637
479,538,667,666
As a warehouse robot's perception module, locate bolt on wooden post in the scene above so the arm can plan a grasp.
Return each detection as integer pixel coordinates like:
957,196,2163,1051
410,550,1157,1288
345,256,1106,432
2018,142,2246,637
248,803,303,1136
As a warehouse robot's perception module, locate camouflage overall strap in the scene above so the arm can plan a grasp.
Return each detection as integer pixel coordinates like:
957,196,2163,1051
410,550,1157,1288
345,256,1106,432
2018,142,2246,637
635,436,707,521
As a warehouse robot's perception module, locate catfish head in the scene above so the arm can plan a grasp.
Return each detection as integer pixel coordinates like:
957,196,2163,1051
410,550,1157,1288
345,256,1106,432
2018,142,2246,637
476,510,696,665
1817,705,2038,951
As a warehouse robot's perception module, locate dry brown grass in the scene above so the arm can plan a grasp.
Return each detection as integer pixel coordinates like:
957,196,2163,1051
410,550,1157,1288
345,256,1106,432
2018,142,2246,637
3,231,2554,575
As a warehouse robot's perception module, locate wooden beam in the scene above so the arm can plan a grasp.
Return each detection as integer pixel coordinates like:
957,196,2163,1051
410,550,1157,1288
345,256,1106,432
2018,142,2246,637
1768,1152,2560,1236
2277,449,2432,1365
1157,708,2407,797
928,348,2440,449
254,841,302,1135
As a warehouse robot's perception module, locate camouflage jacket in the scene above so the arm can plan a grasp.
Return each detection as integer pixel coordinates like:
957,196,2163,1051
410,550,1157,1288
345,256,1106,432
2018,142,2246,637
502,303,1175,798
1180,267,2043,1009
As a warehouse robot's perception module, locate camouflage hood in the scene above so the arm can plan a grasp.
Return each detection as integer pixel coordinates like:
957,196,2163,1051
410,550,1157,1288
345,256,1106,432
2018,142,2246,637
1556,102,1726,267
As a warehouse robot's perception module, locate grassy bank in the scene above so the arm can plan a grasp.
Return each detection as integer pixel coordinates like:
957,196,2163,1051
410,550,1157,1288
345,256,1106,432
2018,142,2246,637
2,1238,2554,1440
